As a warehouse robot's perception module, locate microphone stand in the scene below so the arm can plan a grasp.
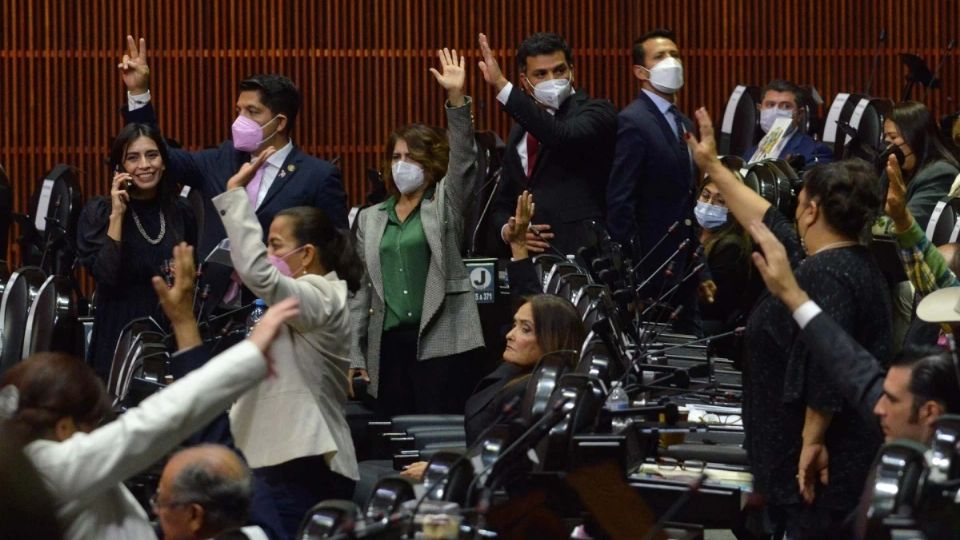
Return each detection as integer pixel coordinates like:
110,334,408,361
468,169,502,258
639,473,708,540
634,239,690,293
920,38,957,103
629,220,684,275
864,29,887,95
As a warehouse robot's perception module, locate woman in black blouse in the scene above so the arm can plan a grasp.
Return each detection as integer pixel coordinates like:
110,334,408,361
686,109,891,539
77,123,196,379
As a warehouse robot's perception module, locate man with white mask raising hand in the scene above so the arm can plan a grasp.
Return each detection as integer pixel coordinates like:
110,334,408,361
479,32,617,257
606,28,701,335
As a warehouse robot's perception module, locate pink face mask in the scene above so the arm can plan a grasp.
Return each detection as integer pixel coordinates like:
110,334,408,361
268,245,306,277
232,114,280,152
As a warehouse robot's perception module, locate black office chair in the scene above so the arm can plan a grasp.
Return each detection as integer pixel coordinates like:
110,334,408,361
295,499,362,539
718,85,761,158
21,274,83,360
0,266,47,374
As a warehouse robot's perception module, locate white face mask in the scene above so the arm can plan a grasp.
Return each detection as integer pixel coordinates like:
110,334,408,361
760,107,795,133
529,77,573,110
643,57,684,94
391,160,425,195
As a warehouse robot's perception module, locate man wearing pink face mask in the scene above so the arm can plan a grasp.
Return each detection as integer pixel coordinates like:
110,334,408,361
117,36,348,263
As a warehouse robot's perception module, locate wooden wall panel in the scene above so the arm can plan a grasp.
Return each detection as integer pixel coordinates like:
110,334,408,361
2,0,960,269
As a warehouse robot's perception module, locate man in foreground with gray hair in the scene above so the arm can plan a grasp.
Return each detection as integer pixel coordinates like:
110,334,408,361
153,444,266,540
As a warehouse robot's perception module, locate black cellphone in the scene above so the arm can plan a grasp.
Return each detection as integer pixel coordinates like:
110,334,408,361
116,166,138,194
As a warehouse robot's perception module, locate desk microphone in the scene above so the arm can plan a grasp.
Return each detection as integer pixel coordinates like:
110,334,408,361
639,262,704,319
630,220,686,274
635,239,690,292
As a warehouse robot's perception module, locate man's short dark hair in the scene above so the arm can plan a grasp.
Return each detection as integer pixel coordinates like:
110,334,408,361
238,74,302,133
891,346,960,421
516,33,573,72
760,79,805,109
170,457,252,533
632,28,677,65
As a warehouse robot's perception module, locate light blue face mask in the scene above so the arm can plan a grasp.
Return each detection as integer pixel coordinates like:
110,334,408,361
694,201,729,230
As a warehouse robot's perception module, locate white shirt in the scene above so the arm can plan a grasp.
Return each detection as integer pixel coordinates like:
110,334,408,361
25,340,267,540
495,82,560,174
128,90,293,209
252,140,294,208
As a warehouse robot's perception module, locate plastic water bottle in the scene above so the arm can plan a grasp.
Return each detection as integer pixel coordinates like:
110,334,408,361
245,299,267,337
606,381,631,432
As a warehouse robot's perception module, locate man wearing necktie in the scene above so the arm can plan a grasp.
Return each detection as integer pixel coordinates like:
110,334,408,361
116,35,347,311
606,28,702,336
479,32,617,257
116,36,348,260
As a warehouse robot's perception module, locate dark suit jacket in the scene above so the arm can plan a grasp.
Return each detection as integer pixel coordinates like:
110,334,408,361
606,91,700,330
743,130,834,169
122,103,348,256
492,87,617,256
800,312,885,428
606,91,694,250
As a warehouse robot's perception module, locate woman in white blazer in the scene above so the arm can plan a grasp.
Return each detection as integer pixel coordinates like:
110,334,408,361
0,270,296,540
215,141,364,537
348,48,484,417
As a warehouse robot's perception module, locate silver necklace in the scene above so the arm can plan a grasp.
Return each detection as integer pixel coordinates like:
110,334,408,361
130,208,166,245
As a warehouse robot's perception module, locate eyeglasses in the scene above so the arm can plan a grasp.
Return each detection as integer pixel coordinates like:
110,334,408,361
656,457,707,472
149,493,191,511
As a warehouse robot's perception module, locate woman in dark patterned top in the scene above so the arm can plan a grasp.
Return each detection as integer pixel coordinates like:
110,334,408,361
77,123,196,380
686,108,891,539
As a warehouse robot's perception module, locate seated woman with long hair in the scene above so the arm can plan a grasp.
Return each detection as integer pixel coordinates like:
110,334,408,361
0,243,297,540
402,192,586,480
882,101,960,229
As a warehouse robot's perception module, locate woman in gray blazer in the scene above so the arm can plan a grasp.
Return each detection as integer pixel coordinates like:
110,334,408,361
349,48,484,416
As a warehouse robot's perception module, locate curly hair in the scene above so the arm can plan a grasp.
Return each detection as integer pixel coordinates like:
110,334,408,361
801,159,884,238
382,124,449,197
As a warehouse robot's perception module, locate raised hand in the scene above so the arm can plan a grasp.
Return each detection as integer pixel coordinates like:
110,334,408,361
227,146,277,191
506,191,535,259
885,154,912,232
478,33,508,92
684,107,723,172
249,297,300,361
429,48,466,106
118,35,150,94
152,242,197,327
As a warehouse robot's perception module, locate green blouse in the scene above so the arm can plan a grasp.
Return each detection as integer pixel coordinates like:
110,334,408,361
379,189,433,331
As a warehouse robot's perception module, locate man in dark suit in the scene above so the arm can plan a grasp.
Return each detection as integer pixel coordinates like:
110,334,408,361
478,32,617,257
117,36,348,260
605,29,699,334
743,79,833,168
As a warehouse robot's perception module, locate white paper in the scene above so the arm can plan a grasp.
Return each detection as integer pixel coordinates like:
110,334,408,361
34,179,55,232
748,117,793,163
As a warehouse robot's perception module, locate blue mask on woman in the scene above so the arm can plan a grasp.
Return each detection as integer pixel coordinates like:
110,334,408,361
694,201,729,230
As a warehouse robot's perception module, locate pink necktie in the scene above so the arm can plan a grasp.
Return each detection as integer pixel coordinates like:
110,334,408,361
245,165,266,208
